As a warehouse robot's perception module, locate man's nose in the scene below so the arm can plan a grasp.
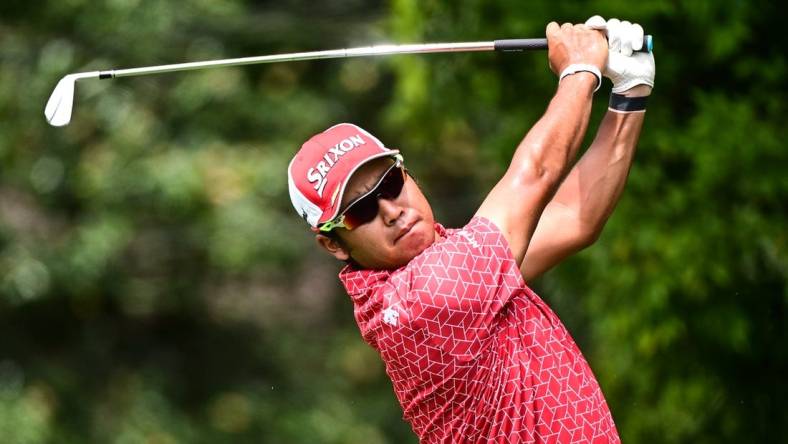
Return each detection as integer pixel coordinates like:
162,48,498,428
377,197,403,226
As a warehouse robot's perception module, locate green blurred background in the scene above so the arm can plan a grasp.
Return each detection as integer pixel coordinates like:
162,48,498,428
1,0,786,442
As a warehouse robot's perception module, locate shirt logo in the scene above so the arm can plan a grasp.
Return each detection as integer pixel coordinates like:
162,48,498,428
306,134,367,197
458,230,481,249
382,308,399,327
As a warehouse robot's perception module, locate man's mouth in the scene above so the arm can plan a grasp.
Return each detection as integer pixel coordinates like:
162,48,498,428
394,219,418,243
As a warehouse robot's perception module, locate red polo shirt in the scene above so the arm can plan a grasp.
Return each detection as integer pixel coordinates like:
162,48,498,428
339,217,619,443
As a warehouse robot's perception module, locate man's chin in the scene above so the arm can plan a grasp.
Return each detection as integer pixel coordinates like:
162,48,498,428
398,223,435,257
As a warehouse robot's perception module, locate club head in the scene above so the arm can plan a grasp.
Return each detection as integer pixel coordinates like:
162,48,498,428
44,75,77,127
44,71,100,127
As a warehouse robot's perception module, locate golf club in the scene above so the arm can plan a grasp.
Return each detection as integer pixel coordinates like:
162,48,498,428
44,36,653,127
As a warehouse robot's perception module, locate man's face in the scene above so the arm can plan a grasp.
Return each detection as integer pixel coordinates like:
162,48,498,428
319,157,438,270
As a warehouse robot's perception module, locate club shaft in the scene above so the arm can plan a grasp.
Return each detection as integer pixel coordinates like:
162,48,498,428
101,41,499,79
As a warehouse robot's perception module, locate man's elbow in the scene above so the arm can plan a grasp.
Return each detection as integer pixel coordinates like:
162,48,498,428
508,158,564,199
576,223,603,250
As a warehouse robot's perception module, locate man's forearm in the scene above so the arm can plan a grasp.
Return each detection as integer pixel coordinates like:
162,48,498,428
507,73,596,190
550,107,645,236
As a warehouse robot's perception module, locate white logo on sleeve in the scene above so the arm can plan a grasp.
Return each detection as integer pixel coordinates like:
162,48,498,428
458,230,481,249
382,308,399,326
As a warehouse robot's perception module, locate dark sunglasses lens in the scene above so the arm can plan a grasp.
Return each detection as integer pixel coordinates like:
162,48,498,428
342,194,379,229
377,167,405,199
342,167,405,229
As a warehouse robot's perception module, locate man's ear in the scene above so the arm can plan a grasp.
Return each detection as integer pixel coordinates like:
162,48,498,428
315,234,350,261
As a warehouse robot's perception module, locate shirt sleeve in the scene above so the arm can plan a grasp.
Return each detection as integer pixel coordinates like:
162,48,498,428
403,216,523,362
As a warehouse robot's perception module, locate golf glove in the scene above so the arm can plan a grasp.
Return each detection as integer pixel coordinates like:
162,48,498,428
585,15,655,93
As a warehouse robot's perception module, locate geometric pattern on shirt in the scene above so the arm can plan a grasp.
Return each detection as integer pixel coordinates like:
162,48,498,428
340,217,620,443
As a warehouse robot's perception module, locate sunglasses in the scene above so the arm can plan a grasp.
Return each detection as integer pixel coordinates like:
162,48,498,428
319,156,406,232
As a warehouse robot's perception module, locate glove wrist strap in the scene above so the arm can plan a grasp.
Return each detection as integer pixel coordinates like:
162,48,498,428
559,64,602,92
608,92,648,113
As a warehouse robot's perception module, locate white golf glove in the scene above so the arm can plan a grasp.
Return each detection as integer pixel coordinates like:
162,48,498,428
585,15,655,93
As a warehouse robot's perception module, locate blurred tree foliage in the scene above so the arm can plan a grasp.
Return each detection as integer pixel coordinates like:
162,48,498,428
0,0,785,443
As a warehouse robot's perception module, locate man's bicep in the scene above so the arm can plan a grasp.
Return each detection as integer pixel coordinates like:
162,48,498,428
475,173,551,267
520,201,591,281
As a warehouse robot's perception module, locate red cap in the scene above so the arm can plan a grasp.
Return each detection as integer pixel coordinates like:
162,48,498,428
288,123,399,229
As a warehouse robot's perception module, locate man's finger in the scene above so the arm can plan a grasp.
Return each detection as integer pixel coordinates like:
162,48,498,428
631,24,645,51
619,21,634,56
585,15,607,30
607,18,622,52
546,22,560,37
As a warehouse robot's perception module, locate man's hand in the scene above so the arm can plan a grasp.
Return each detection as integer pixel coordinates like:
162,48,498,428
585,16,655,94
546,22,608,77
